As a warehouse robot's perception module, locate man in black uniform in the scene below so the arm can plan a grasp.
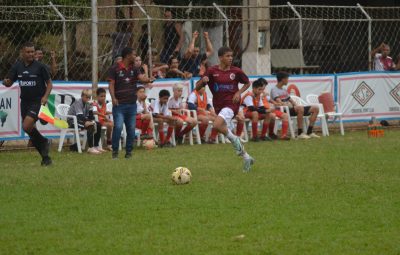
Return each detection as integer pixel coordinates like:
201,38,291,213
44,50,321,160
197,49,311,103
2,42,53,166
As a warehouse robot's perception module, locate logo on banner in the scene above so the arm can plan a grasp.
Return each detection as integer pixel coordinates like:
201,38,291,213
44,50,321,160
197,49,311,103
352,81,375,107
389,83,400,105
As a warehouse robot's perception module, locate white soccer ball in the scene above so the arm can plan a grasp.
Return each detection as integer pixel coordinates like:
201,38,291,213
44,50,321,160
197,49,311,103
142,139,156,150
171,167,192,185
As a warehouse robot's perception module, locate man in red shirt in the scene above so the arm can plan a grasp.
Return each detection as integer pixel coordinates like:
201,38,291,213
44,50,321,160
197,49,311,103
195,46,254,172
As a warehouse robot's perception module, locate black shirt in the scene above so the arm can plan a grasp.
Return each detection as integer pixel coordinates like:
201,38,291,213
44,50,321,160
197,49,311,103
8,60,50,101
107,62,141,104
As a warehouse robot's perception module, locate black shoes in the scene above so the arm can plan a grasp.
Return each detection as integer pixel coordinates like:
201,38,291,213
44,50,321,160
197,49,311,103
41,156,52,166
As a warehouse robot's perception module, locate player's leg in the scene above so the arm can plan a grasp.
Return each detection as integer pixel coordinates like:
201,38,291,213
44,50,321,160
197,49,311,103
294,106,309,139
275,110,290,140
213,108,254,172
260,113,274,141
173,117,184,144
164,119,176,147
305,105,320,138
197,113,209,140
111,104,124,158
267,112,278,140
123,103,137,158
105,120,113,148
141,113,153,137
153,117,166,145
178,115,197,137
235,112,245,137
21,101,51,165
250,111,259,141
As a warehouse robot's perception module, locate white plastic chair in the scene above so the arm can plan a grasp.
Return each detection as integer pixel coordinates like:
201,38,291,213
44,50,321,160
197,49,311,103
272,105,296,139
291,95,328,136
56,104,86,153
186,110,203,145
306,94,344,136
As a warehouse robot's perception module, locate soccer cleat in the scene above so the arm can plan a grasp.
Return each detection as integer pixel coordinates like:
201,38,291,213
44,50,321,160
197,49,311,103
232,136,244,156
41,156,52,166
260,136,273,142
243,156,255,172
269,134,279,140
112,151,118,159
308,133,320,138
297,133,310,139
87,147,101,154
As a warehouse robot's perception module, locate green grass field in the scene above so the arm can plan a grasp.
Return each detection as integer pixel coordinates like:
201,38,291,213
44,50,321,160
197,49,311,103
1,130,400,255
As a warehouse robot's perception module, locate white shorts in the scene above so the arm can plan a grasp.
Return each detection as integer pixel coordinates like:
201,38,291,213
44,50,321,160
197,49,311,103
218,107,235,130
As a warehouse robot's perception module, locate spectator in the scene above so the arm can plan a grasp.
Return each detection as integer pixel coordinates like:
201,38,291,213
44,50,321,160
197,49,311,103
371,43,400,71
150,89,178,148
93,88,113,150
138,24,152,64
187,87,218,143
150,48,168,79
181,31,214,77
167,83,198,144
270,72,319,139
134,56,153,90
108,47,154,159
136,86,153,140
160,9,184,63
165,55,192,79
34,48,57,78
67,89,104,154
111,21,132,60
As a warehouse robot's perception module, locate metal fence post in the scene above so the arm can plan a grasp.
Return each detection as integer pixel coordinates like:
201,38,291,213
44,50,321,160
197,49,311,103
49,1,69,80
213,3,229,48
357,3,372,70
135,1,152,76
91,0,98,93
288,2,303,74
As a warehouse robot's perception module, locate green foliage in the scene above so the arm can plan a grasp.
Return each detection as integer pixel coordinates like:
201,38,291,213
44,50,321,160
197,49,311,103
1,131,400,254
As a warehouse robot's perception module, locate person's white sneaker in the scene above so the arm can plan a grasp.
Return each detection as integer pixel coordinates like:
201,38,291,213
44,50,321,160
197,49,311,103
308,133,320,138
96,146,107,152
87,147,101,154
297,133,311,139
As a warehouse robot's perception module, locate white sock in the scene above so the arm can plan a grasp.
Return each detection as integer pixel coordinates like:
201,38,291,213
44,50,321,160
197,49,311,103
242,152,250,160
226,129,237,142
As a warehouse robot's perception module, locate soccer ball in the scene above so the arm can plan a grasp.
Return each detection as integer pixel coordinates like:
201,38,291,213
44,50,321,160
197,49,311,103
171,167,192,185
142,139,156,150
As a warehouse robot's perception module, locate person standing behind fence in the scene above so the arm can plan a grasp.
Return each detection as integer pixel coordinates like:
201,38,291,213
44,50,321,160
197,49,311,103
160,9,184,64
181,31,214,77
2,42,53,166
111,21,133,60
34,48,57,78
108,47,155,159
371,43,400,71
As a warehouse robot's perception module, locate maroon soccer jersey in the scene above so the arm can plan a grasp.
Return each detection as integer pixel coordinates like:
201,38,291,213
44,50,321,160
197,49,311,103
107,62,142,104
202,65,249,114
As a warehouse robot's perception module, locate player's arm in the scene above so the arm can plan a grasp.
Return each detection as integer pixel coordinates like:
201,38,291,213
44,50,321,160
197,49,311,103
50,51,57,77
108,79,118,106
174,22,184,53
233,82,250,104
203,32,214,57
3,64,18,87
195,76,209,91
138,73,155,84
371,43,385,58
41,79,53,105
184,31,199,59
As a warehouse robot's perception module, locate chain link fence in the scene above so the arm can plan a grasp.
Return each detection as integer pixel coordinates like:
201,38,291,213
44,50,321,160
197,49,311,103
1,2,400,82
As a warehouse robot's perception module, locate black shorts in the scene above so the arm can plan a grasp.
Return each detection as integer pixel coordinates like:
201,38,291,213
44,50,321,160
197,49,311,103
21,100,41,121
289,106,312,116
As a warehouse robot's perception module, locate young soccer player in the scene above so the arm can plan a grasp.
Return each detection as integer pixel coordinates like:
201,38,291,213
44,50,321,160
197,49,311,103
195,46,254,172
93,88,113,149
151,89,177,147
167,83,198,144
258,78,290,140
241,78,275,142
136,85,153,139
187,87,218,143
270,72,320,139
